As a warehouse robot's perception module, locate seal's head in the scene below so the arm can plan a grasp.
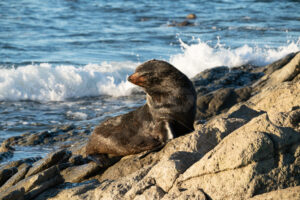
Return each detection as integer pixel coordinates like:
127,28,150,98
128,59,196,132
128,59,191,94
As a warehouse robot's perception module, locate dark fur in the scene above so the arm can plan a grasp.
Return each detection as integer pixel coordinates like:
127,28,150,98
86,60,196,158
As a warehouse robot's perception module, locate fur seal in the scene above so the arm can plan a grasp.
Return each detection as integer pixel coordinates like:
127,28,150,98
86,60,196,162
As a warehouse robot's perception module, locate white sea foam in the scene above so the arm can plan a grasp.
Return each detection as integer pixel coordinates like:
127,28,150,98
66,111,88,120
0,61,137,101
170,37,300,77
0,38,299,101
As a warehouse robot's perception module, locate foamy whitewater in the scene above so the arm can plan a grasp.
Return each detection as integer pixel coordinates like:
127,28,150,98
1,38,299,102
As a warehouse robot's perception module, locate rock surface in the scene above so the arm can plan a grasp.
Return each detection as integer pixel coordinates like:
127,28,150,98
0,52,299,199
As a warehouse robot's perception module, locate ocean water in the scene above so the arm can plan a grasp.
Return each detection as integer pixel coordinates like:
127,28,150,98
0,0,299,159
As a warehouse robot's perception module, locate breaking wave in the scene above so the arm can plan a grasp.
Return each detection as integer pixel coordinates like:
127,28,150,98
1,38,299,101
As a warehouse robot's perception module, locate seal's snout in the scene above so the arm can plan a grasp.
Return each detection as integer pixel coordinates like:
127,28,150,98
128,72,146,86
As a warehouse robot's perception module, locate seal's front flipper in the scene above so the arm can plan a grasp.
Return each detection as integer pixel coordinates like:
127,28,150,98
88,154,121,168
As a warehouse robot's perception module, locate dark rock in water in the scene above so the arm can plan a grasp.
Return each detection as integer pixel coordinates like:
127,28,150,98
0,142,14,163
25,149,71,178
0,157,41,171
0,167,18,187
2,124,91,151
192,65,263,120
196,86,252,119
55,124,76,132
0,141,15,152
192,65,263,93
0,152,13,163
26,131,52,145
177,20,194,26
168,20,194,27
186,13,197,19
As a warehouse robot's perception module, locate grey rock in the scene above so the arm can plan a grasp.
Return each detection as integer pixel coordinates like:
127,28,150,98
0,157,41,171
0,167,18,186
61,162,101,183
0,163,31,192
0,188,25,200
0,166,63,199
192,63,263,120
26,149,71,178
25,175,64,199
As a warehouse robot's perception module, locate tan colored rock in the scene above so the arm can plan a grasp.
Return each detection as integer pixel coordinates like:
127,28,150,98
180,131,273,181
248,81,300,114
34,180,99,200
174,111,299,199
254,52,300,89
0,166,63,199
133,186,165,200
141,152,201,193
249,186,300,200
177,160,274,200
61,162,101,183
94,166,153,199
162,187,207,200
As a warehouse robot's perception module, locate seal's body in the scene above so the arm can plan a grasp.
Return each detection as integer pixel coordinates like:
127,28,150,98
86,60,196,158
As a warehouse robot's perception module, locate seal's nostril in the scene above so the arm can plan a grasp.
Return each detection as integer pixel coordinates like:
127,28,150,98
128,75,133,82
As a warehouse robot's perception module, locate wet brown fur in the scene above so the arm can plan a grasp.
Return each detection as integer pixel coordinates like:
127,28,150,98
86,60,196,160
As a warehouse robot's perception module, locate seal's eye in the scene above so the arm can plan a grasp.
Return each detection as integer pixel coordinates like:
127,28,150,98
150,77,160,84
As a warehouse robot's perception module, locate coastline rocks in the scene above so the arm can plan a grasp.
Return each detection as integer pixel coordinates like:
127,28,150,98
0,167,18,187
25,149,71,178
0,142,14,163
168,14,197,27
249,186,300,200
0,166,63,200
0,52,299,199
2,124,91,150
168,20,194,27
192,65,263,120
60,162,101,183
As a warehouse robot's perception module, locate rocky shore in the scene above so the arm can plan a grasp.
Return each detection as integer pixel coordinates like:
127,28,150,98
0,52,299,200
